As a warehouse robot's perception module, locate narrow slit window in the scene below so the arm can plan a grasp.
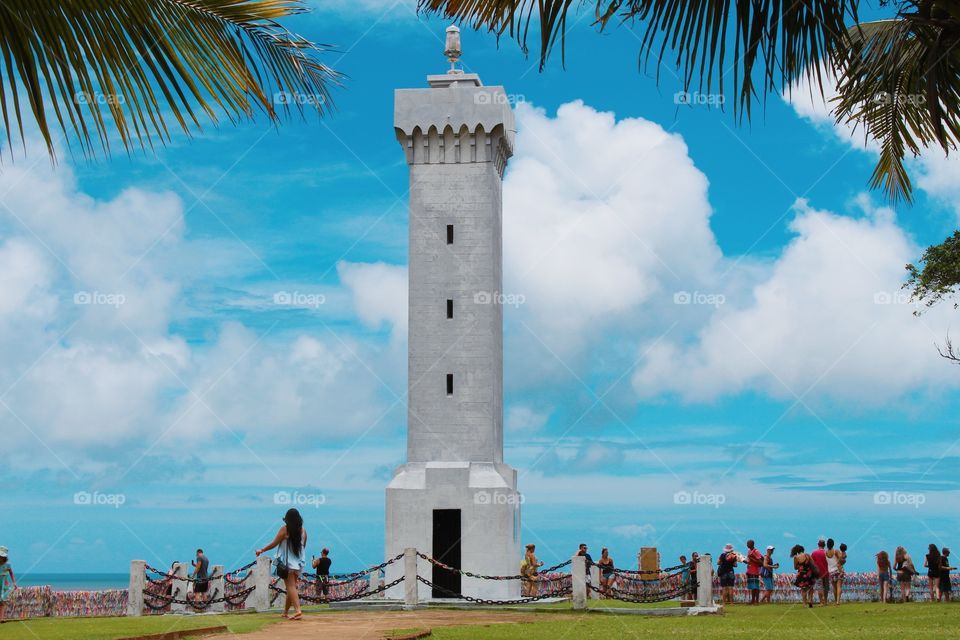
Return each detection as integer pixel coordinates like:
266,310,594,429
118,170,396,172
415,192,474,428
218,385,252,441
446,299,454,319
446,374,454,395
446,224,454,245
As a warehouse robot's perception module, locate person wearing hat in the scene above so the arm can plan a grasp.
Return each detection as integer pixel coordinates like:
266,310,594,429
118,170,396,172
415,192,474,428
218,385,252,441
0,546,17,623
717,543,738,605
761,545,779,603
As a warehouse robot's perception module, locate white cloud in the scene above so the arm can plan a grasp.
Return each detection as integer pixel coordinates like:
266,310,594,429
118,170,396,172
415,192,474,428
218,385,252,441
506,405,551,432
632,197,959,402
503,100,723,350
337,260,408,336
786,70,960,220
0,148,397,463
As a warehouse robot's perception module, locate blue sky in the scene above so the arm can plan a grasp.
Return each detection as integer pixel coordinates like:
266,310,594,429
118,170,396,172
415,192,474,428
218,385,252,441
1,2,959,577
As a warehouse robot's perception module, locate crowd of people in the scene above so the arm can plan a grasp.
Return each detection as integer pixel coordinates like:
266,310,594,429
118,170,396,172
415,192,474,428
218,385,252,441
713,538,953,606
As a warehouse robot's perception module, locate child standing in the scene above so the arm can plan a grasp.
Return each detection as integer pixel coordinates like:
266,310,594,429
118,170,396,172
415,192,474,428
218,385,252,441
0,546,17,623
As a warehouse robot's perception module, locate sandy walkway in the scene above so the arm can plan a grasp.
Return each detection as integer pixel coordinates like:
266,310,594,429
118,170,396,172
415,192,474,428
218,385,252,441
211,610,542,640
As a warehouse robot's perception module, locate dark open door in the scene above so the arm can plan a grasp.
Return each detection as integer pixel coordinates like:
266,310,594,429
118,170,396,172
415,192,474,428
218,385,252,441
432,508,462,597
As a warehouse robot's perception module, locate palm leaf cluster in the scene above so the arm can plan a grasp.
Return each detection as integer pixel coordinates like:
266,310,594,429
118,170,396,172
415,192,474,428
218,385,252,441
0,0,340,160
420,0,960,204
833,2,960,202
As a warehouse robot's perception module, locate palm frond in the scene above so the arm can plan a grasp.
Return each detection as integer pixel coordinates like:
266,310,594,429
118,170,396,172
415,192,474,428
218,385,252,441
832,15,960,203
418,0,856,119
0,0,341,161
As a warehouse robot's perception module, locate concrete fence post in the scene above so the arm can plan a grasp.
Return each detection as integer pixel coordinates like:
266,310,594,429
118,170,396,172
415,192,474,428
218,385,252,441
589,565,600,599
127,560,145,617
210,565,225,613
369,569,379,598
170,562,188,613
403,548,418,606
696,554,714,607
572,555,587,610
252,555,273,612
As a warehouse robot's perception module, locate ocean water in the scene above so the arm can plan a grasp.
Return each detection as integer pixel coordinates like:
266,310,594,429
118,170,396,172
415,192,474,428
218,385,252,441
18,573,129,592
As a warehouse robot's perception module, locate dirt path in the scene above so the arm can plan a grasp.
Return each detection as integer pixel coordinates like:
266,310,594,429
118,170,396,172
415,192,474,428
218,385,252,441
213,610,543,640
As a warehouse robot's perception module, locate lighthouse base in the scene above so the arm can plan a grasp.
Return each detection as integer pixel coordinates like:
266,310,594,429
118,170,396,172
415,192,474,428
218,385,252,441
384,461,521,601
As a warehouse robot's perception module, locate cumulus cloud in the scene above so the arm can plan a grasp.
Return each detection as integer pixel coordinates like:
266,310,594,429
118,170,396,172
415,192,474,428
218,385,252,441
503,100,724,349
0,150,397,471
786,70,960,221
632,197,959,402
506,405,551,432
337,261,408,336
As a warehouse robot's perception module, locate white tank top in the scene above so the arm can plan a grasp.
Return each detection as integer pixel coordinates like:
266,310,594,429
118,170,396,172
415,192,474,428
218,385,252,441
826,551,840,574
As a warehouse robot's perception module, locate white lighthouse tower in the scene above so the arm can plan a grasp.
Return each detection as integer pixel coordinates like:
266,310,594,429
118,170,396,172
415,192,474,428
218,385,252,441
384,26,521,601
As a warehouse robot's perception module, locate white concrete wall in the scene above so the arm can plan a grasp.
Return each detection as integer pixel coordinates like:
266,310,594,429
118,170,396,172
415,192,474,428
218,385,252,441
387,73,520,601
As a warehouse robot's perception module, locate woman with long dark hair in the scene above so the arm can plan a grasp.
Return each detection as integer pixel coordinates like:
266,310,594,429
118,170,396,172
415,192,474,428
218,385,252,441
924,543,941,602
257,508,308,620
876,550,892,603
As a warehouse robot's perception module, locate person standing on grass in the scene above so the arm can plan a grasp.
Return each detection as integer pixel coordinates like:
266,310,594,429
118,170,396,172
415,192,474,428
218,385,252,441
810,538,829,606
745,540,763,605
577,544,594,598
520,544,542,597
717,544,738,605
0,546,17,624
257,508,307,620
939,548,953,602
791,545,816,608
190,549,210,604
761,546,779,604
825,539,842,606
877,550,893,603
894,546,916,602
312,548,332,600
924,544,941,602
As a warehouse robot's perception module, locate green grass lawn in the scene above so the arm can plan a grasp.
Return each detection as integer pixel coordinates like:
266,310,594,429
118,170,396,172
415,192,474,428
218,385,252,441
0,612,277,640
432,602,960,639
4,602,960,639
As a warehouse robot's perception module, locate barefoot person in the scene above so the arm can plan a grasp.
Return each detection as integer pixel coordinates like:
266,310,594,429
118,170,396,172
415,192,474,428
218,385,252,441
877,551,893,603
825,539,843,606
895,546,916,603
520,544,543,597
745,540,763,605
939,548,953,602
791,545,816,608
0,546,17,623
256,508,307,620
924,544,941,602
